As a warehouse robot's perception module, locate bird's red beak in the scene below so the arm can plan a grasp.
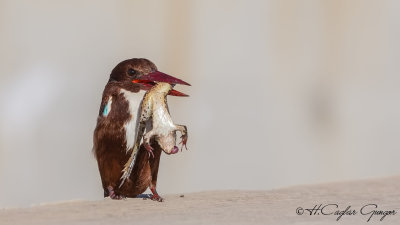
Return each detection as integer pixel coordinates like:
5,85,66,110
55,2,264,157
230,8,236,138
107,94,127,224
132,71,190,97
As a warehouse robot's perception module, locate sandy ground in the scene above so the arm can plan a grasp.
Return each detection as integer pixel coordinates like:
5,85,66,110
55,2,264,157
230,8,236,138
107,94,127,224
1,176,400,225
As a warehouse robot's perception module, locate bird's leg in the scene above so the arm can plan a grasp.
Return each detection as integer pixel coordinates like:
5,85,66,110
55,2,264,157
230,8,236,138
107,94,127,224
107,186,124,200
176,125,188,150
148,144,163,202
143,130,155,158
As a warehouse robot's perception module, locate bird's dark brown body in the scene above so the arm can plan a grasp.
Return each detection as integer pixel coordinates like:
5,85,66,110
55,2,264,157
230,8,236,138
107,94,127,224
93,58,189,201
93,59,162,200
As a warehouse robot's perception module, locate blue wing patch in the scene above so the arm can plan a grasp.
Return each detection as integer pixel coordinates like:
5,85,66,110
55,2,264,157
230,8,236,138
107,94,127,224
103,97,112,116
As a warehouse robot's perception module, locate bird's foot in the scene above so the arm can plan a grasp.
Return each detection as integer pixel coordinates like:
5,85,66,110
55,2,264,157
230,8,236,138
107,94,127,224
110,193,124,200
144,142,154,158
150,194,164,202
150,186,164,202
179,134,188,151
107,186,124,200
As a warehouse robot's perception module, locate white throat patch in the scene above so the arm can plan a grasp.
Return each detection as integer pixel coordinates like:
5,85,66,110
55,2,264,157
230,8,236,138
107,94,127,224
120,89,146,152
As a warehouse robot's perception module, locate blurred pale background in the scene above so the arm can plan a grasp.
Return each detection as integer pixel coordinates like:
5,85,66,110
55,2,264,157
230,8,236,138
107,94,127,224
1,0,400,208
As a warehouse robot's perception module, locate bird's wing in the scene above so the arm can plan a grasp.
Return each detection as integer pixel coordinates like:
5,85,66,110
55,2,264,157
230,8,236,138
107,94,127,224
119,121,146,188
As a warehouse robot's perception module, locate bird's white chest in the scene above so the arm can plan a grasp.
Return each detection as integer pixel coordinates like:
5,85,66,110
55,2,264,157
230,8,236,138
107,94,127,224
120,89,146,152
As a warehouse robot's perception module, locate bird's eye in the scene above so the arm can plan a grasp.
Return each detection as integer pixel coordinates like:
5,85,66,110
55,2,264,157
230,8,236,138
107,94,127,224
128,68,136,76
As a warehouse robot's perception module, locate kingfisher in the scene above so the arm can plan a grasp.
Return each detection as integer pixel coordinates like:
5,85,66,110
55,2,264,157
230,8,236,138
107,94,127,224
93,58,190,201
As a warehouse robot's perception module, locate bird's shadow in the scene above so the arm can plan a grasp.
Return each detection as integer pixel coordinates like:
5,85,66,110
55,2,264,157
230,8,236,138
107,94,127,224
135,194,153,199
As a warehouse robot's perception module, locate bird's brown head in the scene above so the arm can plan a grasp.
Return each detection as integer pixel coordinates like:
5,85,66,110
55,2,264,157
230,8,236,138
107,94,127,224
109,58,190,96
